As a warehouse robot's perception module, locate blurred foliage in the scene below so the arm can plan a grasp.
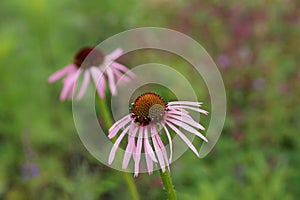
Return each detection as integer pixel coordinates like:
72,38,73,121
1,0,300,199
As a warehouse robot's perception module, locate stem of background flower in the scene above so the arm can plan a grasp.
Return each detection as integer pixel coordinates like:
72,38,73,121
97,96,140,200
159,169,177,200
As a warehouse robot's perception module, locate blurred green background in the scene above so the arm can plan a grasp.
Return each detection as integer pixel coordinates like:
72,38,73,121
1,0,300,199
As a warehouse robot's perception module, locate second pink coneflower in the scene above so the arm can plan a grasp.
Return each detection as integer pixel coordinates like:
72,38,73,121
48,47,134,101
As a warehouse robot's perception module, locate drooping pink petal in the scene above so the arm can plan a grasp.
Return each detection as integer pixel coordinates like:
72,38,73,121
90,67,106,98
122,126,138,169
154,132,170,171
67,82,76,100
162,124,173,163
134,127,143,177
151,125,166,172
152,125,169,165
122,140,135,169
60,81,73,101
62,70,80,84
166,110,192,121
168,101,203,106
166,118,208,142
144,131,154,175
106,67,117,95
167,113,205,131
48,64,76,83
108,125,131,165
108,115,132,139
109,114,131,131
112,67,131,83
166,122,200,157
111,62,135,78
67,71,81,99
144,127,158,162
104,48,123,62
171,105,209,115
168,108,189,115
97,74,106,98
76,70,90,100
133,127,143,162
108,117,132,139
60,72,79,101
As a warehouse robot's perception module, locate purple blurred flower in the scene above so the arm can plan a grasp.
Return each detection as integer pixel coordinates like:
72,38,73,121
21,163,40,181
216,54,231,69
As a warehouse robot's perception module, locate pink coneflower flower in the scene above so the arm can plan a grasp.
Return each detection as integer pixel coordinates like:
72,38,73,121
48,47,134,101
108,92,208,176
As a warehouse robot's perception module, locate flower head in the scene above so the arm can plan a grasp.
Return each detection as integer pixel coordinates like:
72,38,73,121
108,92,208,176
48,47,134,101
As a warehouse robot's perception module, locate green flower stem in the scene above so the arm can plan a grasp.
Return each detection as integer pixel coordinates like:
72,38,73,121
159,169,177,200
97,97,140,200
122,172,140,200
97,96,114,130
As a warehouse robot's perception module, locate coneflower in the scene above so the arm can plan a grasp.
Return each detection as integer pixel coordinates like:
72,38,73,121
108,92,208,176
48,47,134,101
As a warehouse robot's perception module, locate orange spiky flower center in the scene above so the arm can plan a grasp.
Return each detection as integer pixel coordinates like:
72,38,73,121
131,93,167,126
